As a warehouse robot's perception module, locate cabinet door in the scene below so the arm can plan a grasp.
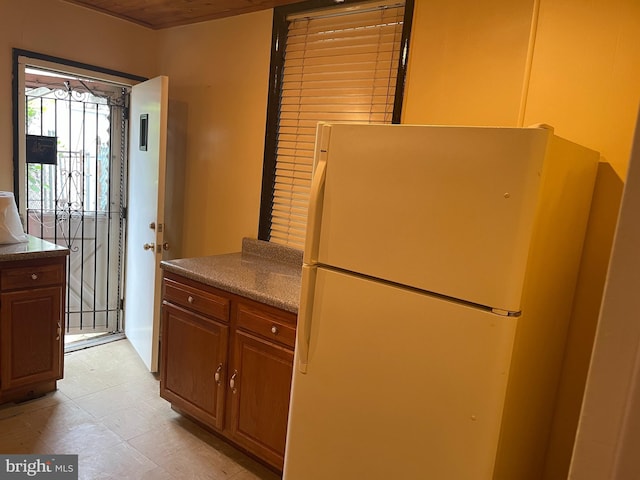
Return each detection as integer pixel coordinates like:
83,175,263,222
227,328,294,470
0,286,63,390
160,302,228,430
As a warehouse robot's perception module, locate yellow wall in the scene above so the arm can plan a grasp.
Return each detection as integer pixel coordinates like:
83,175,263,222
524,0,640,179
403,0,535,126
403,0,640,173
0,0,158,192
157,11,273,256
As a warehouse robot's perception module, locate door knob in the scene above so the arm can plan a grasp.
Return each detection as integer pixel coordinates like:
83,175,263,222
162,242,170,251
143,243,155,250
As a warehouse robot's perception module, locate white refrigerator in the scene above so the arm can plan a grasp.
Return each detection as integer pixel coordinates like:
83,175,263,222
283,123,599,480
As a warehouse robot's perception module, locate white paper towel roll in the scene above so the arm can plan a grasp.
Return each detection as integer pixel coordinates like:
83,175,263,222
0,192,28,244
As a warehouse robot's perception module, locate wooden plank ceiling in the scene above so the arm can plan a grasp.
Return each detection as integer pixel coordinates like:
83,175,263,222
62,0,304,29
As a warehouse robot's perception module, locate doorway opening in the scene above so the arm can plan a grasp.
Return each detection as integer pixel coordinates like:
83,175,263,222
14,52,143,351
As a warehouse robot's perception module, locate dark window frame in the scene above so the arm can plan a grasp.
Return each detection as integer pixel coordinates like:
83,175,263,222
257,0,415,242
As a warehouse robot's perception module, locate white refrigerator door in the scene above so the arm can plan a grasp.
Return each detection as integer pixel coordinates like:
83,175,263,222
311,123,550,312
283,267,517,480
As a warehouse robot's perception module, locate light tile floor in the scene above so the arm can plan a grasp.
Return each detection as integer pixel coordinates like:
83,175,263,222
0,339,281,480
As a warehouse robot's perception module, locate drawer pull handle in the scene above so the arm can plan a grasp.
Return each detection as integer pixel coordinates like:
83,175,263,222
187,296,194,304
230,370,238,393
271,325,279,335
31,273,38,280
214,363,223,385
56,322,61,341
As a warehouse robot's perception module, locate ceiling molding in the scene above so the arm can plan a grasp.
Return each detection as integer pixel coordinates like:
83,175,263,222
62,0,304,29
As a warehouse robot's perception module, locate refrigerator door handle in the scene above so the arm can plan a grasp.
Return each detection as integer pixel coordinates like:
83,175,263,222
297,264,317,373
302,123,330,265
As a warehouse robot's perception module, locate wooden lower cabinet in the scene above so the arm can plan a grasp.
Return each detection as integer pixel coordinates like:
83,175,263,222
160,302,228,430
160,272,297,471
227,304,295,469
0,256,67,404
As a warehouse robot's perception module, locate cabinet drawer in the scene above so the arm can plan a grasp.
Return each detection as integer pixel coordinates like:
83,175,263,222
163,278,229,322
1,263,64,290
236,303,296,349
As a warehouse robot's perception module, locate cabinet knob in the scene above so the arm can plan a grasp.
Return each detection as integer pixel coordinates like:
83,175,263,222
56,322,61,341
31,273,38,280
230,370,238,393
214,363,223,385
271,325,279,335
187,296,194,304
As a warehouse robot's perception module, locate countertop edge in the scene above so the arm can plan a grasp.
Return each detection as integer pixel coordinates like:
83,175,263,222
0,236,70,262
161,260,300,314
161,239,303,314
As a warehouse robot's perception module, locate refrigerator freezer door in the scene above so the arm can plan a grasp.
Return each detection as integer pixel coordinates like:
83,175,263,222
283,267,517,480
315,124,550,312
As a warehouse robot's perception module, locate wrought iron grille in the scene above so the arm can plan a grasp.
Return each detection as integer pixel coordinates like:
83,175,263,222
24,71,127,336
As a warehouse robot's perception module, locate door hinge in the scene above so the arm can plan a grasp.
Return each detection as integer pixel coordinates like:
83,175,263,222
121,206,127,220
123,106,129,121
119,298,124,310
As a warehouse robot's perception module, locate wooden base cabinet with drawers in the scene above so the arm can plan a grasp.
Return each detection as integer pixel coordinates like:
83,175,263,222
160,272,296,471
0,256,67,404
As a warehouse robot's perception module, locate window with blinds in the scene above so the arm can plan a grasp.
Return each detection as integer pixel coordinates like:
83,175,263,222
259,0,413,250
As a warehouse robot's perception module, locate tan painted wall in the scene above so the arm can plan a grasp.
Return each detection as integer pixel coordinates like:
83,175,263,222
402,0,535,126
403,0,640,175
156,11,273,256
0,0,158,193
524,0,640,179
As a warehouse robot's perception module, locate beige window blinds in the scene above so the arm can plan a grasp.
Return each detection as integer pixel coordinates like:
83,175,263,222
269,0,406,249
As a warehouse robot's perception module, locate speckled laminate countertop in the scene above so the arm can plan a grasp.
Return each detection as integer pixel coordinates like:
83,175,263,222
0,235,70,262
160,238,303,313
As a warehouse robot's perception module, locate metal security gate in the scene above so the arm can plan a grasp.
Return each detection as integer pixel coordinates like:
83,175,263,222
23,66,130,339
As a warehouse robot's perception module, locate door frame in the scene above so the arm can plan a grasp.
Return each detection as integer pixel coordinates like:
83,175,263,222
11,50,149,342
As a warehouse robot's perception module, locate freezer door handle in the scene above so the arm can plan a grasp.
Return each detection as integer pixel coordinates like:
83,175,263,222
297,265,317,373
302,123,330,265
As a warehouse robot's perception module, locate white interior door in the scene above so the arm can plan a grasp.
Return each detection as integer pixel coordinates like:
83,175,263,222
124,76,168,372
